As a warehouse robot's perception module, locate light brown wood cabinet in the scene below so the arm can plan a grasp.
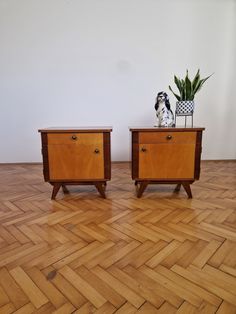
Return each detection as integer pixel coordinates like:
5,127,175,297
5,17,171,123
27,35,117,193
129,127,205,198
39,127,112,199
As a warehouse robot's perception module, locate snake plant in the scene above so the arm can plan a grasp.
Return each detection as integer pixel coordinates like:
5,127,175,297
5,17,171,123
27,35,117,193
169,69,212,101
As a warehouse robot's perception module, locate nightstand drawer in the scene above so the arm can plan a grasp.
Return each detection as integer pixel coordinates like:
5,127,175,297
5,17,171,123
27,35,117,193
48,133,103,145
139,132,196,144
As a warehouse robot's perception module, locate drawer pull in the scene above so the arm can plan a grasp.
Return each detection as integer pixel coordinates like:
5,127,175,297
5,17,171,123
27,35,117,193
71,135,77,141
166,135,172,140
141,147,147,152
94,148,100,154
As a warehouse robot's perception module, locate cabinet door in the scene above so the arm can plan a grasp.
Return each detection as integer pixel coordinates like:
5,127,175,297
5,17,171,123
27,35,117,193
139,143,196,179
47,133,104,180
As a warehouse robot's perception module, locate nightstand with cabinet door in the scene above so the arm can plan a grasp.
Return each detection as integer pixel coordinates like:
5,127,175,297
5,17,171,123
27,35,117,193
38,127,112,199
129,127,205,198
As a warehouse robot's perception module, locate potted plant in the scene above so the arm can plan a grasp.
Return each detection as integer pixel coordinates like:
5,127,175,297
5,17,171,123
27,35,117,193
169,69,212,115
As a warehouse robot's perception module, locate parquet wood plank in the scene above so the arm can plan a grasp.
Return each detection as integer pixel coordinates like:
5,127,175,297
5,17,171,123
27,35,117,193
11,303,35,314
176,301,197,313
0,268,28,309
122,265,183,308
72,302,96,313
0,303,15,314
191,240,222,268
156,265,221,306
6,225,30,244
59,265,107,308
0,285,10,307
219,264,236,277
99,241,140,268
9,266,48,309
112,302,136,314
146,240,181,267
51,302,75,314
217,301,236,314
66,241,104,270
197,301,218,314
91,266,145,309
42,266,87,308
136,302,159,313
107,266,165,308
140,265,203,307
75,266,126,308
173,264,236,306
26,267,67,309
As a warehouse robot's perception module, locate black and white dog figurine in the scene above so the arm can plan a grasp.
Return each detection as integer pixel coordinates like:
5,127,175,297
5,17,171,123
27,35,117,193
154,91,175,127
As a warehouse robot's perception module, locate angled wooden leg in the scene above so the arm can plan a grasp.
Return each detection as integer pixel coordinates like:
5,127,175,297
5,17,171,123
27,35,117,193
62,185,69,194
95,183,106,198
174,183,182,193
182,182,192,198
51,183,62,200
137,182,148,198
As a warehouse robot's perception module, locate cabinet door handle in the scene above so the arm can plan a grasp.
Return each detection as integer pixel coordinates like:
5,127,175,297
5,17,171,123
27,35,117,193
94,148,100,154
166,135,172,140
141,147,147,152
71,135,77,140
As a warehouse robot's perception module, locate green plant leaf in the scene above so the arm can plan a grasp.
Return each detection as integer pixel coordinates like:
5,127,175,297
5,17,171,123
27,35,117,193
193,74,212,94
192,69,200,92
181,79,186,100
185,70,192,100
174,75,183,94
169,85,181,101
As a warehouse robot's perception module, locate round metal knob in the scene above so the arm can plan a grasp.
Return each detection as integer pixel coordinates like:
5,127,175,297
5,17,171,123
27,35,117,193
71,135,77,140
166,135,172,140
94,148,100,154
141,147,147,152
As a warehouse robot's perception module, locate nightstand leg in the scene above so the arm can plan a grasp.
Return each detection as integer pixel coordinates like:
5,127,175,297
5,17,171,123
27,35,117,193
174,183,182,192
62,185,69,194
95,183,106,198
182,182,192,198
137,182,148,198
51,183,62,200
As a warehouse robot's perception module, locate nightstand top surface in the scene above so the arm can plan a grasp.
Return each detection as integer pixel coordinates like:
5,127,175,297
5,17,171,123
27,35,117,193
39,127,113,133
129,126,205,132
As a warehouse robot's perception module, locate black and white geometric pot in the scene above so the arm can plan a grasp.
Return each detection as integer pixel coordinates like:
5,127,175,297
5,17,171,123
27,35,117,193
176,100,195,115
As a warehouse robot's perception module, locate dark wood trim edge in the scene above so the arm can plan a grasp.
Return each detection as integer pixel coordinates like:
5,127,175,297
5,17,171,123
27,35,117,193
131,132,139,180
194,131,202,180
103,132,111,180
41,133,50,182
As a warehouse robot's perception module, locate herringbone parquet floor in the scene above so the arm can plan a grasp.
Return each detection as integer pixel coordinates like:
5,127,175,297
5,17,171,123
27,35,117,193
0,161,236,313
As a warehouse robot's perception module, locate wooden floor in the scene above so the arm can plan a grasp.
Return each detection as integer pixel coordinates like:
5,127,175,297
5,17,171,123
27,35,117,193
0,161,236,313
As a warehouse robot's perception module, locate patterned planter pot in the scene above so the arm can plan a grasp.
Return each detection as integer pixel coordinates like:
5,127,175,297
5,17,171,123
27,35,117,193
176,100,195,115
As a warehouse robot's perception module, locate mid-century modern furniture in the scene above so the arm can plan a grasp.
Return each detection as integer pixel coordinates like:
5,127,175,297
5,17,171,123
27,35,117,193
129,127,205,198
38,127,112,199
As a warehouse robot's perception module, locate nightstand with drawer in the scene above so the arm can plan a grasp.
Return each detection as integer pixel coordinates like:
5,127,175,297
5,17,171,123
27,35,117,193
129,127,205,198
38,127,112,199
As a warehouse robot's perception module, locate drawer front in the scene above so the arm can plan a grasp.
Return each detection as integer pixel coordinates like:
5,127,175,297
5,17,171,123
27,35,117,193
48,133,103,145
139,132,196,144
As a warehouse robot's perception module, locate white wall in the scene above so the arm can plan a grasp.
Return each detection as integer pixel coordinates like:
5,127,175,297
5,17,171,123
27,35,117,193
0,0,235,162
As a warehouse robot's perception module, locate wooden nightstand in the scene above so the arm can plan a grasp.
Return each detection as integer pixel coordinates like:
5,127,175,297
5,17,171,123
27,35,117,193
38,127,112,199
129,127,205,198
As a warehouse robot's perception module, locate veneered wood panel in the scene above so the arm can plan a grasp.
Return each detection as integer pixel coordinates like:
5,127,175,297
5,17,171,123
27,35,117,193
48,143,104,180
139,143,196,179
48,133,103,145
139,132,196,144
